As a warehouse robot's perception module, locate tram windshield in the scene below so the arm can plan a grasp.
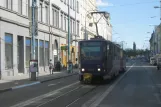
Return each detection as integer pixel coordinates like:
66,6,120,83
80,42,102,60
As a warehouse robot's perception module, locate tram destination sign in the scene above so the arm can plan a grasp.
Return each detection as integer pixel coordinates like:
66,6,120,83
81,42,101,46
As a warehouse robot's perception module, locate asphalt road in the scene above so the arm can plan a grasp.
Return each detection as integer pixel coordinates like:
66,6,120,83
1,60,160,107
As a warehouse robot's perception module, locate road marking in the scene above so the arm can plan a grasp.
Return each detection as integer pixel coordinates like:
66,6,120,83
48,82,61,87
132,66,155,67
88,63,134,107
10,81,79,107
12,81,41,90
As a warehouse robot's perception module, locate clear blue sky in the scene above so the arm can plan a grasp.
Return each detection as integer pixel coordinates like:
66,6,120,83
97,0,160,49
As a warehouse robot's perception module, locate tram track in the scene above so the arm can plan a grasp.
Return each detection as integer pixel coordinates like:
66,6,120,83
65,85,99,107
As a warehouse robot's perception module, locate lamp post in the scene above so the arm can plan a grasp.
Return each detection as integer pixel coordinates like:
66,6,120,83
67,0,71,73
30,0,38,81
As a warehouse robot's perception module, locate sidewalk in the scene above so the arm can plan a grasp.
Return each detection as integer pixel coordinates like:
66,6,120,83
0,69,79,92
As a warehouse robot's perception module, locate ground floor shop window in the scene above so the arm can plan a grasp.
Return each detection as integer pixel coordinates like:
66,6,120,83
39,40,44,66
45,41,49,66
5,33,13,69
26,38,31,67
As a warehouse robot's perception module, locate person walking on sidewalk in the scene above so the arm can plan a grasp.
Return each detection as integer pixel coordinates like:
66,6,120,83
49,59,54,74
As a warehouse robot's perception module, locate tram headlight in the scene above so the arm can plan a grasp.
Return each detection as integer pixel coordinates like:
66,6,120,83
98,68,101,71
82,68,85,72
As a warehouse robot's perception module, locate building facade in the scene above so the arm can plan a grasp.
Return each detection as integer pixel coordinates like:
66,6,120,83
0,0,80,78
149,25,161,56
0,0,111,78
149,31,155,56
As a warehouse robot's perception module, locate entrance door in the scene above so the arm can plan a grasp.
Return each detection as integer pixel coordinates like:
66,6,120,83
53,40,58,64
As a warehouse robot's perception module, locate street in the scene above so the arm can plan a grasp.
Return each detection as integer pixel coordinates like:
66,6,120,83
0,60,161,107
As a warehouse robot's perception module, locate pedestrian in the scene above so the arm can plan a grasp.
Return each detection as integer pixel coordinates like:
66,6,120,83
49,59,54,74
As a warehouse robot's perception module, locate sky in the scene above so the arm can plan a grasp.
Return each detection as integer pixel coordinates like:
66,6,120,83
96,0,160,49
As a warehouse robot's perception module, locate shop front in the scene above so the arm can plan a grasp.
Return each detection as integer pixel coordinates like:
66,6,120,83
61,44,76,68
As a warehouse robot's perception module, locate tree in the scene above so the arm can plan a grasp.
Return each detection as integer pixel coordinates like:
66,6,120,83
124,48,150,57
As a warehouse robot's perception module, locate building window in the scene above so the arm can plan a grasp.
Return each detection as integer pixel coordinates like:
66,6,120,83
25,38,31,67
61,12,63,30
6,0,13,10
64,16,66,31
77,21,79,36
52,9,55,26
52,8,59,28
45,6,49,24
39,40,44,66
18,0,23,14
45,41,49,66
67,0,69,5
35,39,38,60
56,10,59,28
76,1,79,13
70,0,72,8
73,20,75,34
26,0,29,16
39,2,43,22
54,10,57,26
5,34,13,69
66,16,68,31
73,0,75,10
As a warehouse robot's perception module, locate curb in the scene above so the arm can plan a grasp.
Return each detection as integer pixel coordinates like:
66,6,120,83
0,72,78,94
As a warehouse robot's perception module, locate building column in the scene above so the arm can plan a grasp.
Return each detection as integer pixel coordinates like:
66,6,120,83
13,34,18,75
0,21,4,79
23,37,26,74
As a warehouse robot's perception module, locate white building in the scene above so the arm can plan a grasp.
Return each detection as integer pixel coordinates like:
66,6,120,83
79,0,112,40
154,25,161,54
0,0,80,78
